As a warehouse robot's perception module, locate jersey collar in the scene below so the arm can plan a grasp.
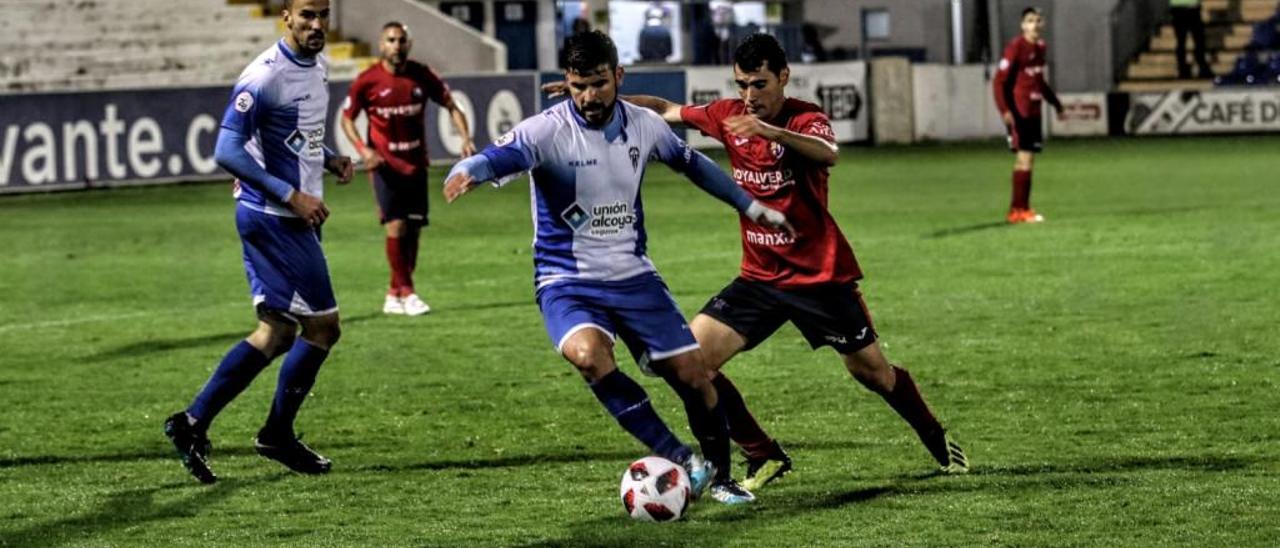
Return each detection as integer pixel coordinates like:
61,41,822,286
277,39,317,67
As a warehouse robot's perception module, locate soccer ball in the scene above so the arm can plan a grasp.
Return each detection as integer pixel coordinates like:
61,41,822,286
619,456,691,522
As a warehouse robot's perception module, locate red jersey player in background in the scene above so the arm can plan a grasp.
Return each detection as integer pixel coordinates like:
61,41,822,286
993,7,1062,224
546,33,968,490
341,21,475,315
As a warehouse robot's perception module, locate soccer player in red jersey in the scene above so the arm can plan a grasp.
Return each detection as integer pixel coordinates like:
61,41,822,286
341,21,475,315
993,7,1063,224
548,34,969,489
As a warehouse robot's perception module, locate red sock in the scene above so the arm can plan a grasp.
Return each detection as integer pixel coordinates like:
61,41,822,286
711,373,775,460
385,236,411,296
883,366,942,440
1012,170,1032,210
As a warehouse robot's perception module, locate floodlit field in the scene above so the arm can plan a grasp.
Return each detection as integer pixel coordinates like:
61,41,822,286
2,136,1278,546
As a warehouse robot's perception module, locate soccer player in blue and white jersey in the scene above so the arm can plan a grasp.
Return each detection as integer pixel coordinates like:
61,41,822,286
443,31,793,505
163,0,354,484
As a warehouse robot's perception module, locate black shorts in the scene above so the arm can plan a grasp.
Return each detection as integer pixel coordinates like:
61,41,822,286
698,277,878,355
1007,114,1043,153
371,168,429,226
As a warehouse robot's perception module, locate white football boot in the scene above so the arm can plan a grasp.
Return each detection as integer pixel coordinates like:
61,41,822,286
401,293,431,316
383,295,405,315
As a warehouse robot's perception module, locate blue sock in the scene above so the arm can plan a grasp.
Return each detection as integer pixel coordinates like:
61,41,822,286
187,340,271,431
589,369,691,463
262,339,330,440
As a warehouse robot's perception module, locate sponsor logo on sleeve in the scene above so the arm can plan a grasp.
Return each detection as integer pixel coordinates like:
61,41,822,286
494,130,516,147
234,91,254,113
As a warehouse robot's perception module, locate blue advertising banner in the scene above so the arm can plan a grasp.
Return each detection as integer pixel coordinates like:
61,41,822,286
0,73,537,194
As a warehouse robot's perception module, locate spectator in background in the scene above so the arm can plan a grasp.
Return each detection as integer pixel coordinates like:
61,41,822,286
1170,0,1214,79
638,2,673,62
571,16,591,37
710,0,735,64
800,24,827,63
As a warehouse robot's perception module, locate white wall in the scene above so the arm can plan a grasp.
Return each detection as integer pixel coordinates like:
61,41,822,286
911,63,1006,141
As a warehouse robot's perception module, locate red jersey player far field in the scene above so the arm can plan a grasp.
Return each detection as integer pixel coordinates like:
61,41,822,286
993,7,1063,224
546,33,968,489
341,21,475,316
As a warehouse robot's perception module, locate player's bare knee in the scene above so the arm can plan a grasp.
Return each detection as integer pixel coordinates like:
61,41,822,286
299,315,341,349
842,352,893,393
385,219,407,238
564,343,613,381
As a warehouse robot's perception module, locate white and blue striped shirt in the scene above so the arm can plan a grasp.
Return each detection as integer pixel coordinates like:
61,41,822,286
219,39,330,217
451,99,753,288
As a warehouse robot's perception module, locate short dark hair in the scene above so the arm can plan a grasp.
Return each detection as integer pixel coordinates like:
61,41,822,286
383,21,408,34
1021,7,1041,19
560,30,618,73
734,33,788,76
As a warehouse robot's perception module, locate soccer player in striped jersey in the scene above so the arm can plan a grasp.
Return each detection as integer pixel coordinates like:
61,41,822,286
163,0,353,484
443,31,794,505
548,33,969,489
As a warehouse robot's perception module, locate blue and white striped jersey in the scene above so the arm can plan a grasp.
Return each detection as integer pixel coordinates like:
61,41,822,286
220,39,330,217
475,99,749,288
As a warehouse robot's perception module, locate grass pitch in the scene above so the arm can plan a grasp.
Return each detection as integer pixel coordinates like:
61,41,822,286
1,136,1278,546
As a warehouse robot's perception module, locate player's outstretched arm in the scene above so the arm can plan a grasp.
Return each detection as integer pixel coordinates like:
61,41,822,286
723,114,838,166
654,131,795,238
620,94,685,124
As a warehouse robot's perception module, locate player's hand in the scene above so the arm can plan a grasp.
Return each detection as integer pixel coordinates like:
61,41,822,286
443,171,477,203
723,115,781,141
541,81,567,98
461,140,477,157
327,155,354,185
745,200,797,241
1002,112,1014,127
361,150,385,172
288,191,330,226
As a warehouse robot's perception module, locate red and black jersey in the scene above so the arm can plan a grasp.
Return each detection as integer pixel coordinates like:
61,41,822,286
681,97,862,289
993,36,1054,119
343,60,451,176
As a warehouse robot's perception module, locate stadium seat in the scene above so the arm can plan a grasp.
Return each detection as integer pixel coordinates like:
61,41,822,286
0,0,364,92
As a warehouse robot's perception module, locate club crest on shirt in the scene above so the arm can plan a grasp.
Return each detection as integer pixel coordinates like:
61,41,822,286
628,146,640,171
494,130,515,146
412,86,423,99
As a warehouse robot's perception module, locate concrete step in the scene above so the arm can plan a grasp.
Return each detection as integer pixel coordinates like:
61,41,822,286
1127,60,1235,79
1149,32,1252,52
1117,78,1216,93
1139,50,1236,64
1,59,364,93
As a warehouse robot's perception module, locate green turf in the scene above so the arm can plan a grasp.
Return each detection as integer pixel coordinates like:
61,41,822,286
1,135,1278,547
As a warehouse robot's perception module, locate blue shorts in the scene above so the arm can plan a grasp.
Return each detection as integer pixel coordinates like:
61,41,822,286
536,273,699,373
236,203,338,318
